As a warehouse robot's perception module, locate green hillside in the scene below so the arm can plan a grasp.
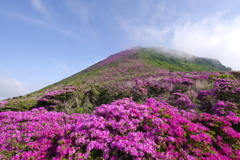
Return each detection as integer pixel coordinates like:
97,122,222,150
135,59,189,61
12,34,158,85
0,47,232,113
139,47,231,72
52,47,231,87
3,46,240,159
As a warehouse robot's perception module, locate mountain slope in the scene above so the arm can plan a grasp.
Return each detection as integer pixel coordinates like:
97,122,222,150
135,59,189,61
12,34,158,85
2,47,240,159
139,47,231,72
53,46,231,87
0,47,232,113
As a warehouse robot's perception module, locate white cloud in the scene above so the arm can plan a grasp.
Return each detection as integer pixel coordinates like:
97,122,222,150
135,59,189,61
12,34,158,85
171,15,240,70
52,59,70,72
120,6,240,71
64,0,89,25
4,12,74,37
0,77,28,101
148,3,166,25
31,0,50,18
121,20,171,47
119,1,173,48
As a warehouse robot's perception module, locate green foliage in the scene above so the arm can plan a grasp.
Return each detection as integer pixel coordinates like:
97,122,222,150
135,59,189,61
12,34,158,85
75,107,85,114
128,86,148,102
214,80,240,103
0,99,36,112
138,48,231,72
35,87,83,114
145,85,165,97
209,74,235,80
171,84,190,93
231,71,240,80
1,47,233,114
80,84,149,110
83,85,113,107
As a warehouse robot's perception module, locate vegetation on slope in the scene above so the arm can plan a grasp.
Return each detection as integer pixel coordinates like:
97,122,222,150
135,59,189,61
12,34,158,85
1,47,240,159
0,47,233,113
138,47,231,72
1,71,240,159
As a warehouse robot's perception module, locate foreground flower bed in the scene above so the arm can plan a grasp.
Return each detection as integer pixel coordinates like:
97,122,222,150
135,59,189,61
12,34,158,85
1,98,240,159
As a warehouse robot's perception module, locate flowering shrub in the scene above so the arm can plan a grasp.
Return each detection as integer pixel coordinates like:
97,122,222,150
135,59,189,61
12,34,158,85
144,81,173,97
162,78,195,93
168,92,195,109
185,90,197,101
127,84,148,102
212,78,240,103
0,107,86,159
1,98,240,159
210,100,239,116
197,89,217,110
162,78,195,87
36,86,80,113
230,71,240,80
24,67,233,114
0,101,8,107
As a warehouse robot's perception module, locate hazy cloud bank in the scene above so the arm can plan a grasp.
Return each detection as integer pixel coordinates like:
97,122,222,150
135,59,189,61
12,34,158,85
121,14,240,70
0,77,28,101
171,15,240,70
31,0,50,18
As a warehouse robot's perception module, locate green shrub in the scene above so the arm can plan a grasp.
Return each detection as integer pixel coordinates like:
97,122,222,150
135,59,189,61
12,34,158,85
209,74,235,80
0,99,36,112
231,71,240,80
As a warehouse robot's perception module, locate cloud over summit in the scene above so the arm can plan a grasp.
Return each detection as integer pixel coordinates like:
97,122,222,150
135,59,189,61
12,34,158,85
119,4,240,70
171,15,240,70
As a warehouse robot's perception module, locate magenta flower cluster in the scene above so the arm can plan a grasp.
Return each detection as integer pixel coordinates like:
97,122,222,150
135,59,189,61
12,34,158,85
0,101,8,107
213,78,238,92
36,86,79,110
211,100,238,116
162,78,195,87
84,47,140,72
1,98,240,159
40,86,78,98
168,92,195,109
197,77,240,108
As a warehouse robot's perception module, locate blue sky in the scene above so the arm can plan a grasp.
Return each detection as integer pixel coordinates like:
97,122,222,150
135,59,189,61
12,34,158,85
1,0,240,100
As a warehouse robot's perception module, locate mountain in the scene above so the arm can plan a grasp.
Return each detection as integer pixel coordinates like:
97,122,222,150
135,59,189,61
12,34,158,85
46,46,231,89
2,47,240,159
0,47,232,113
